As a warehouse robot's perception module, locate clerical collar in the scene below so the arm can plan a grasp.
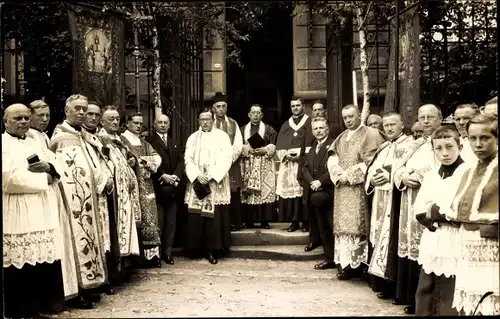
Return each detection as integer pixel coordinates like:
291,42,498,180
292,114,304,125
83,125,97,134
6,131,26,140
389,133,404,143
438,156,464,179
30,126,47,134
65,121,82,132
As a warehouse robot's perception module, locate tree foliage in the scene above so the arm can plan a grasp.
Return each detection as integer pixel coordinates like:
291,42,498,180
100,1,274,68
2,2,73,104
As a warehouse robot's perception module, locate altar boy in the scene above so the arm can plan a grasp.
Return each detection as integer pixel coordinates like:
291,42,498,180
413,125,468,316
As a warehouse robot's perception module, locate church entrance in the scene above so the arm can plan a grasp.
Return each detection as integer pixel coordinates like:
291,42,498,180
226,4,294,130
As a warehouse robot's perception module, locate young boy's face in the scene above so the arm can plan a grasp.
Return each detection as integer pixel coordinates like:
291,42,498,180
433,137,462,165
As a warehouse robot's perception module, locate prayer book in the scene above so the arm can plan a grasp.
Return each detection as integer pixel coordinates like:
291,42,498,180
247,133,266,149
193,179,211,200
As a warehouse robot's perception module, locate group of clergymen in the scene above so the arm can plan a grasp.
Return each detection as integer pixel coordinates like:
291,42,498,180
2,90,498,318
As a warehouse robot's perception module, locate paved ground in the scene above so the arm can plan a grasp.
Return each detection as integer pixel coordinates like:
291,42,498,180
51,258,407,317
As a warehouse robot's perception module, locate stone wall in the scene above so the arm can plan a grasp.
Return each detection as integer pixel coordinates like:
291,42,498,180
292,4,327,111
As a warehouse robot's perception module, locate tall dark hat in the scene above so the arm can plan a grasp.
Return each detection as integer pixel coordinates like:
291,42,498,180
211,92,227,104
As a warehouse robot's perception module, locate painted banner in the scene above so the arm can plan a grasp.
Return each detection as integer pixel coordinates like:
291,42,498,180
66,3,125,108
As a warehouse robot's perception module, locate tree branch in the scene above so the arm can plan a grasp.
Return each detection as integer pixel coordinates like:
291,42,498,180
357,1,373,31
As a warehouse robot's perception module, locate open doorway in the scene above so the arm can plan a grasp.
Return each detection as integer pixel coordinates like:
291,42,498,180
226,4,294,130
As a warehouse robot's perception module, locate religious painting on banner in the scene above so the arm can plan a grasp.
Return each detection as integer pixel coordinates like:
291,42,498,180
66,3,125,108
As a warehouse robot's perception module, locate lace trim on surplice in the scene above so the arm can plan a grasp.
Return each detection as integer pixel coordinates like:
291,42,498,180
3,229,59,269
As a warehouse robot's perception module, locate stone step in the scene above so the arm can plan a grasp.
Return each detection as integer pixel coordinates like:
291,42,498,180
230,223,310,246
227,245,323,261
170,244,324,261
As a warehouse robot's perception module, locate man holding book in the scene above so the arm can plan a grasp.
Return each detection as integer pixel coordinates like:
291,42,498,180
239,104,278,229
184,108,233,264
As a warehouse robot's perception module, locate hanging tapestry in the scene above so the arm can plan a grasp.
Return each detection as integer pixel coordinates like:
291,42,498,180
66,3,125,108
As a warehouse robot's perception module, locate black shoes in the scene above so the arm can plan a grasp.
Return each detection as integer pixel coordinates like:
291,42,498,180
103,285,116,295
304,243,320,252
314,261,336,270
376,292,393,300
152,256,162,268
287,222,299,232
162,254,175,265
67,296,94,310
336,270,352,280
302,224,309,232
261,222,271,229
336,266,352,280
207,251,218,265
404,305,415,315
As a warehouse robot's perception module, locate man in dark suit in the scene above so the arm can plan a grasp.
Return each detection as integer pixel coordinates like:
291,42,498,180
299,117,336,270
147,114,184,265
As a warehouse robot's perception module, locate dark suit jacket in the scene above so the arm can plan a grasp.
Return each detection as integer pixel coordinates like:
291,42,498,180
147,132,184,199
299,136,334,204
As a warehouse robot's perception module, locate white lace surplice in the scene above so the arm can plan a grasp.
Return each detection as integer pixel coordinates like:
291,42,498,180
334,235,369,269
2,133,62,269
184,128,232,208
394,139,439,261
414,164,468,277
452,227,500,315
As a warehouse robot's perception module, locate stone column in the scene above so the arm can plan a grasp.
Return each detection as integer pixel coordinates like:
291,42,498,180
203,4,226,102
292,4,327,114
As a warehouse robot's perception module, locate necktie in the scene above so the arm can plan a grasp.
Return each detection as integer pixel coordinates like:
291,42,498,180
162,135,168,146
316,141,323,154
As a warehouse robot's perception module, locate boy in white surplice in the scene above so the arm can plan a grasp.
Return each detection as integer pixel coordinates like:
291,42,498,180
413,125,468,316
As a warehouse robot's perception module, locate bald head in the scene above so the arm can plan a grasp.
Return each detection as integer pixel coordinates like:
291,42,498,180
154,114,170,134
484,98,497,116
4,103,31,137
418,104,442,136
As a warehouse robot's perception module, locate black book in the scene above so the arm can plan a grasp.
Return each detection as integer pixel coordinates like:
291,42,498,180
247,133,266,149
192,179,211,200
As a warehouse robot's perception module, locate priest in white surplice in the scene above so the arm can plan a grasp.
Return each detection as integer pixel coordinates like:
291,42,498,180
392,104,442,315
211,92,244,231
364,112,413,298
25,102,80,304
184,108,233,265
27,99,51,147
3,104,68,317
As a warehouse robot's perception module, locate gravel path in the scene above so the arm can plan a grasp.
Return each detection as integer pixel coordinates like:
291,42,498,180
51,258,407,317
